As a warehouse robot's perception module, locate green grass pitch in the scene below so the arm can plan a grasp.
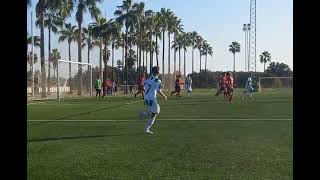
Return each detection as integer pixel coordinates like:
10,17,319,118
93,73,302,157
27,89,292,179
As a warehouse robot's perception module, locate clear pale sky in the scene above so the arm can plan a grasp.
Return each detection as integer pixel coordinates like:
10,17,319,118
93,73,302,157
27,0,293,74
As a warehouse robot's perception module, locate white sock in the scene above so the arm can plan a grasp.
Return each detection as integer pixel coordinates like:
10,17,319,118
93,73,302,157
145,117,155,132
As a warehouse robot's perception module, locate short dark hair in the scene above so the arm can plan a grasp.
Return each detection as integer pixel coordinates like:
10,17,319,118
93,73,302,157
152,66,160,75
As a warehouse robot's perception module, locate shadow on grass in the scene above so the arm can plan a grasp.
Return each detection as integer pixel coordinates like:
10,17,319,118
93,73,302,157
28,132,145,143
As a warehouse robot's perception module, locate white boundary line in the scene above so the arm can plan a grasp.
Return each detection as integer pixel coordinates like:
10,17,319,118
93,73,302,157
27,118,292,122
27,100,144,106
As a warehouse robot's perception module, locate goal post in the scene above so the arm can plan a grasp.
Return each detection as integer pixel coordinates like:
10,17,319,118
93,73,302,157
57,59,93,100
258,76,293,93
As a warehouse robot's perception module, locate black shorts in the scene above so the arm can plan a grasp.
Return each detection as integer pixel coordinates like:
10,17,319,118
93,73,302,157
175,86,181,92
138,86,144,91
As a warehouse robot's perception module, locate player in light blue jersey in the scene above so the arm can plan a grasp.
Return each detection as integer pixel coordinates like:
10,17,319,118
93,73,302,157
185,75,192,96
139,66,167,134
241,73,254,101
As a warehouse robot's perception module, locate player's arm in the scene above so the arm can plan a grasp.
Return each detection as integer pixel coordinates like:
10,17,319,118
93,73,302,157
156,80,167,100
157,90,167,100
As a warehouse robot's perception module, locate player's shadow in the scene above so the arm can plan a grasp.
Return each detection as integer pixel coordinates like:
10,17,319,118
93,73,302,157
27,132,144,143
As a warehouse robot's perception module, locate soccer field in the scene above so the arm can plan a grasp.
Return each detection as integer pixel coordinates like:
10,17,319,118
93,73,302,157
27,89,293,179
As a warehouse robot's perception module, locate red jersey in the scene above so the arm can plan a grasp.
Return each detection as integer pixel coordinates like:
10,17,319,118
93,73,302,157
175,79,183,86
225,77,234,87
138,77,145,87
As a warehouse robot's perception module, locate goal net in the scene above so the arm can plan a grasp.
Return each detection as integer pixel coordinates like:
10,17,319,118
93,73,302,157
258,77,293,93
28,59,92,100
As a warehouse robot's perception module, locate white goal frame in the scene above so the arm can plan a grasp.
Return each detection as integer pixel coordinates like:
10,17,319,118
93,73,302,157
258,76,293,93
57,59,93,100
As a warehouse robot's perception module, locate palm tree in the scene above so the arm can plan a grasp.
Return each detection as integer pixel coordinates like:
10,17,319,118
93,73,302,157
115,33,125,82
194,35,204,73
154,12,162,67
114,0,135,91
74,0,102,95
166,10,174,84
171,16,183,82
35,0,73,98
201,43,213,84
260,51,271,73
27,52,38,71
82,24,96,67
58,22,77,93
189,31,198,73
132,2,145,77
27,35,40,52
229,41,241,72
159,8,169,82
181,32,191,76
109,21,121,80
36,11,64,85
91,16,107,81
145,10,156,74
49,49,61,78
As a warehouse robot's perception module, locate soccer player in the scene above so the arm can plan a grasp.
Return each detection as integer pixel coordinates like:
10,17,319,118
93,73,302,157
185,75,193,96
225,72,234,90
95,75,102,98
215,73,226,96
135,74,145,98
241,73,254,101
170,75,184,97
139,66,167,134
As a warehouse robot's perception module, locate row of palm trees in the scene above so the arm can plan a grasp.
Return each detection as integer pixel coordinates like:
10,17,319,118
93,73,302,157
27,0,216,96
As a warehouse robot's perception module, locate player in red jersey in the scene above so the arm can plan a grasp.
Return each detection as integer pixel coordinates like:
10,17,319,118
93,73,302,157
224,72,234,101
215,72,226,96
170,75,184,97
225,72,234,90
135,73,145,98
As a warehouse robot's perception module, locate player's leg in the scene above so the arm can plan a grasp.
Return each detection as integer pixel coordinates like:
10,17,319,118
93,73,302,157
144,101,160,134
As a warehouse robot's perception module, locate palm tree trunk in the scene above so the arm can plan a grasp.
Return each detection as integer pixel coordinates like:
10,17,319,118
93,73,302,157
233,53,235,72
87,36,90,71
192,44,194,73
168,33,171,89
142,50,145,73
156,35,159,67
77,21,83,95
136,44,139,74
173,35,176,85
184,49,186,77
205,54,208,86
150,34,153,74
112,41,115,80
264,62,266,73
47,28,51,94
179,48,181,75
100,37,103,82
40,10,46,98
125,28,129,93
122,40,124,83
199,51,202,86
162,30,165,86
68,41,72,93
104,40,108,80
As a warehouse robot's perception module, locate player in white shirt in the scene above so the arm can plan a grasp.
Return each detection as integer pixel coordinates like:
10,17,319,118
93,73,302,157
139,66,167,134
185,75,192,96
241,73,254,101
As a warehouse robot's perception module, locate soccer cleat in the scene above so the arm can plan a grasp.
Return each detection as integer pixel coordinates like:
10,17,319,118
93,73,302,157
145,130,154,134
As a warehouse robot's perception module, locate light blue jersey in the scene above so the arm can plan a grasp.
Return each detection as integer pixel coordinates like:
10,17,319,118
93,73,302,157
144,76,162,100
245,77,253,92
